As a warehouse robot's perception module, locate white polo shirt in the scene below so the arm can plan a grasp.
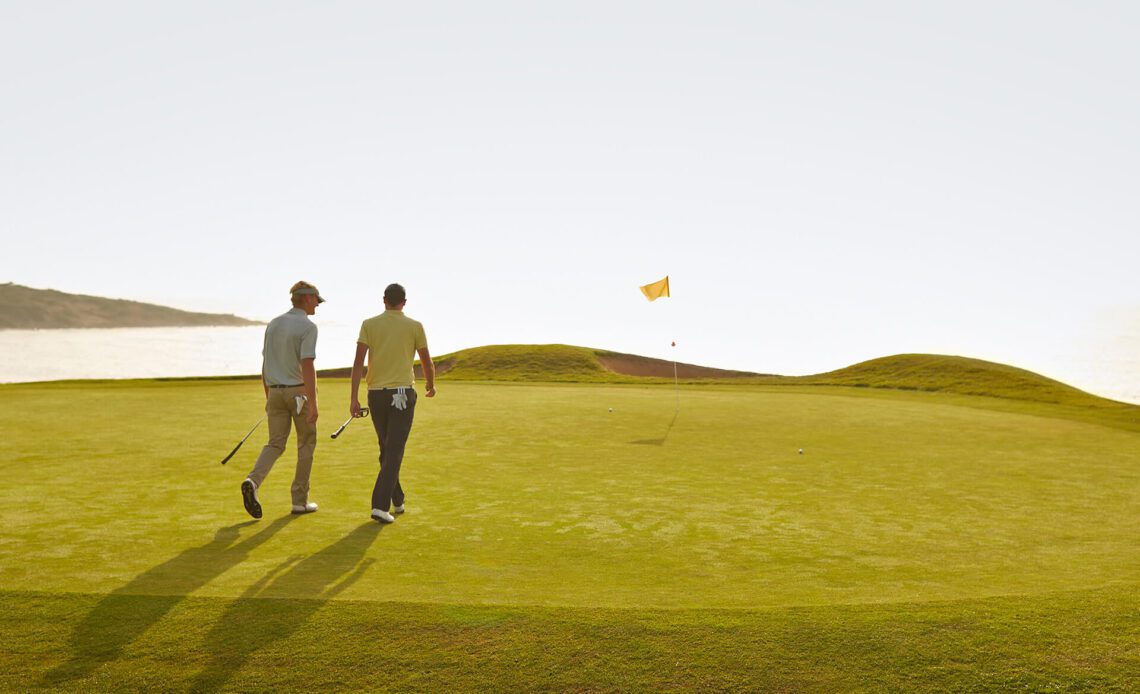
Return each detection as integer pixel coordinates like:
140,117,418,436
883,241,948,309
261,308,318,386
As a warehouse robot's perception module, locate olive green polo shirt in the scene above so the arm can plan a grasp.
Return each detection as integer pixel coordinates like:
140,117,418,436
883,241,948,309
357,310,428,389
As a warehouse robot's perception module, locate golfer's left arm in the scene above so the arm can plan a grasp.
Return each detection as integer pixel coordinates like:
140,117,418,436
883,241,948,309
418,347,435,397
301,357,318,423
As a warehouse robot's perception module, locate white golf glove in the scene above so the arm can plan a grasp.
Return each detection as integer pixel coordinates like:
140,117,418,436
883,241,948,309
391,387,408,411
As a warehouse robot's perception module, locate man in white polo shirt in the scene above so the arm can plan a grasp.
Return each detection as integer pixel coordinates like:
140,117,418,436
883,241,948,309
241,280,323,519
350,283,435,523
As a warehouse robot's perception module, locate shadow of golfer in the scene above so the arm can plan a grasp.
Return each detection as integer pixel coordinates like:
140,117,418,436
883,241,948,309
188,522,382,693
629,411,679,446
40,516,294,687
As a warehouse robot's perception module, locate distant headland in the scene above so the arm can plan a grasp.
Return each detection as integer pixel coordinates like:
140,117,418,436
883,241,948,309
0,283,262,329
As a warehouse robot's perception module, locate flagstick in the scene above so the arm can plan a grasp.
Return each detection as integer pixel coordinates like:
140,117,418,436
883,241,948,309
671,340,679,413
665,357,674,410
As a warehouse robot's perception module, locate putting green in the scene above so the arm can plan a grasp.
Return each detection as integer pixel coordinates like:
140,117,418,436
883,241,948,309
1,379,1136,612
3,377,1139,690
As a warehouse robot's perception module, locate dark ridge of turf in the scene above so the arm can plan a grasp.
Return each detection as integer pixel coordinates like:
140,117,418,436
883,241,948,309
5,585,1137,692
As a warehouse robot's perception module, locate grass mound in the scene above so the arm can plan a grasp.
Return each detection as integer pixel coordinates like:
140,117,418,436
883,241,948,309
427,344,1136,407
423,344,752,383
797,353,1121,404
426,344,611,382
791,354,1140,432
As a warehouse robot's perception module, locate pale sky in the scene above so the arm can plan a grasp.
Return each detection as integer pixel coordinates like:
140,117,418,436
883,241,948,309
2,2,1137,392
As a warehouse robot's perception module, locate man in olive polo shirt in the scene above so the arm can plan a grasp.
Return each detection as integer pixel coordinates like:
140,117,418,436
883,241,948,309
241,281,323,519
350,283,435,523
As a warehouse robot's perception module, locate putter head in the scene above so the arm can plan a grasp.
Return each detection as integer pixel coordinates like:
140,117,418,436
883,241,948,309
356,408,370,418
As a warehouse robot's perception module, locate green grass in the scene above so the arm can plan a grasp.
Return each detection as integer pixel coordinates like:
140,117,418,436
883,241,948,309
435,345,1134,401
7,586,1137,691
1,372,1138,690
798,353,1124,405
426,345,1139,432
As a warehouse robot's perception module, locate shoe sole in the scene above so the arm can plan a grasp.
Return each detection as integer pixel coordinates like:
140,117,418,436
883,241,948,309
241,480,262,519
392,508,405,515
291,507,317,515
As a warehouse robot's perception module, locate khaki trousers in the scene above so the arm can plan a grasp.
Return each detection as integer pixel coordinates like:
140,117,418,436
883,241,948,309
247,386,316,506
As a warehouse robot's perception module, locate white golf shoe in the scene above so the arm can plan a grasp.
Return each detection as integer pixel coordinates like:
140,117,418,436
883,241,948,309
371,509,395,524
392,504,405,515
291,502,318,515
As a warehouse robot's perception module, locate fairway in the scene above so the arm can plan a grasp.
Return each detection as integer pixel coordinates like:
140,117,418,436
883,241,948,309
2,378,1138,690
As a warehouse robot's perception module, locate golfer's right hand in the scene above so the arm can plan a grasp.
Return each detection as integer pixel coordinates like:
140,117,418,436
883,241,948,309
350,400,362,417
307,402,319,424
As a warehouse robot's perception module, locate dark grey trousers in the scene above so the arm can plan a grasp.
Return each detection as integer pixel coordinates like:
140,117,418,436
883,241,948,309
367,388,417,512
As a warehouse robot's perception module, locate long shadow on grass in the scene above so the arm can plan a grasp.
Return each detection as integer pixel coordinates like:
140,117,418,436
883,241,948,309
629,412,679,446
188,522,382,692
41,516,294,687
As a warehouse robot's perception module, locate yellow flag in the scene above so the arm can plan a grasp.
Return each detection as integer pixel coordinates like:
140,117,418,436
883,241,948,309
639,276,670,301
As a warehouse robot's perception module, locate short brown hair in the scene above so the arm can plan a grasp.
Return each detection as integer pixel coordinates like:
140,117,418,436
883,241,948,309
383,283,406,306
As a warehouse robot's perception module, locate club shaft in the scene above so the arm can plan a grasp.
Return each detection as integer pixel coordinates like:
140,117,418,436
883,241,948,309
239,416,265,442
220,415,265,465
331,417,352,439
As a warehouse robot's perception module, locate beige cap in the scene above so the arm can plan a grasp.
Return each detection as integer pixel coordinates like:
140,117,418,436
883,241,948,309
290,280,325,303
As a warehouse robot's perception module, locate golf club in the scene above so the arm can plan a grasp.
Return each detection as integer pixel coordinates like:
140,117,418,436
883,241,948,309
331,408,369,439
220,415,266,465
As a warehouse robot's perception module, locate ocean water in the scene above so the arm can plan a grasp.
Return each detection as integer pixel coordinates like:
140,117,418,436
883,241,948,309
0,325,364,384
1,325,1137,405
